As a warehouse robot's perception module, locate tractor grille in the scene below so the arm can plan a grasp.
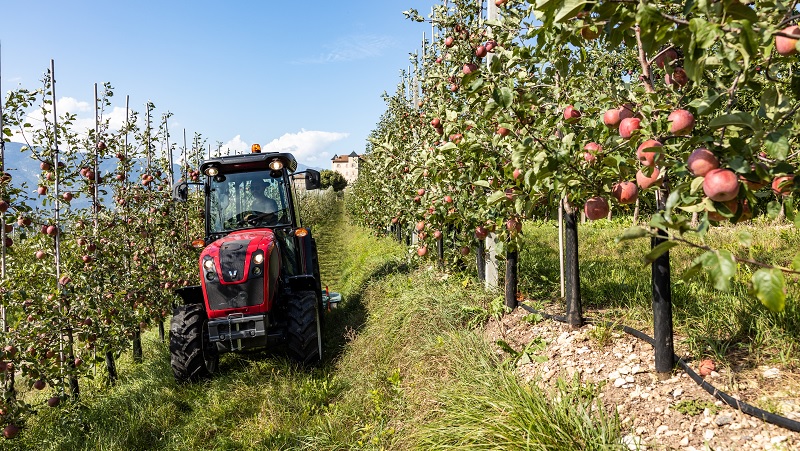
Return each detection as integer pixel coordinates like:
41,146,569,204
219,240,249,283
206,277,265,311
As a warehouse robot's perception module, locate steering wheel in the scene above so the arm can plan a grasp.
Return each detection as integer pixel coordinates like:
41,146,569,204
230,210,277,228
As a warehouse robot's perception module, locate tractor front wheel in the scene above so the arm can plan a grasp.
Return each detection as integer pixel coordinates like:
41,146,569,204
287,291,322,365
169,304,218,382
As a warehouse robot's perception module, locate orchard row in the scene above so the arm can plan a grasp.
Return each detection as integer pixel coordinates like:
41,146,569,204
348,0,800,313
0,74,206,437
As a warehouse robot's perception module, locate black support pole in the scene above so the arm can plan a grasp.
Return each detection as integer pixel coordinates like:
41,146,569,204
105,351,117,384
159,321,165,342
564,206,583,328
133,330,143,363
505,250,518,309
653,188,675,377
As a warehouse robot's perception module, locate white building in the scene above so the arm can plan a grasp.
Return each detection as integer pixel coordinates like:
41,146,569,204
331,151,361,184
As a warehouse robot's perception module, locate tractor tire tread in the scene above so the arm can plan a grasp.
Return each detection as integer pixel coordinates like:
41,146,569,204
169,304,217,382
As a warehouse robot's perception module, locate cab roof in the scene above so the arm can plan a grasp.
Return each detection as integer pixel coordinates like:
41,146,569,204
200,152,298,175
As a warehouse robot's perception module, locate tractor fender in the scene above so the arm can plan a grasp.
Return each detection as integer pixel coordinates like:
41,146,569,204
175,285,204,305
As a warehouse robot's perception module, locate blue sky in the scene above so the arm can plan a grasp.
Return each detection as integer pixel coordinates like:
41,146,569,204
1,1,435,169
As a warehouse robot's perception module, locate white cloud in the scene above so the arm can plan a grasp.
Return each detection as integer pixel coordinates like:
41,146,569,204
261,129,349,167
220,135,250,156
293,34,396,64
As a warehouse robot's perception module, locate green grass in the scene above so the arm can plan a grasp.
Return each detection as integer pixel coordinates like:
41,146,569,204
7,200,620,450
518,217,800,370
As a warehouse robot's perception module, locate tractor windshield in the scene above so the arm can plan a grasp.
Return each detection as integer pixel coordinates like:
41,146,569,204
208,170,291,233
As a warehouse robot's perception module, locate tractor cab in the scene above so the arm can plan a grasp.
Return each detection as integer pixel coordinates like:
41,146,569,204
169,146,327,382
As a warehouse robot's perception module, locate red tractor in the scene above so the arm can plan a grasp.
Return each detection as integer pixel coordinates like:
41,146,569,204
170,147,329,382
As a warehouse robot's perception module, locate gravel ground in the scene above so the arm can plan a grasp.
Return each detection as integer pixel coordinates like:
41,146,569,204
484,306,800,450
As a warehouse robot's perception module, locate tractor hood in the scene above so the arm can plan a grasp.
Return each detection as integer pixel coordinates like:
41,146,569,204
199,229,281,319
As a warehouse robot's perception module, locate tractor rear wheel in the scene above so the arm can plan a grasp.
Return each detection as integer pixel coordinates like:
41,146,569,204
287,291,322,365
169,304,218,382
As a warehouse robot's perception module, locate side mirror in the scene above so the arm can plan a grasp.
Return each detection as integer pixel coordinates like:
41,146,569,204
304,169,321,190
173,181,189,202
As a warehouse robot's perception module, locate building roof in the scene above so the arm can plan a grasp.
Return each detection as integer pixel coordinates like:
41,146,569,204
348,151,358,157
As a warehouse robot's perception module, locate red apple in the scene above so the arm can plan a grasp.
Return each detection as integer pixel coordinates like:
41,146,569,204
637,167,662,190
703,168,740,202
581,25,600,40
433,230,442,239
417,188,426,196
654,48,678,69
475,226,489,240
584,197,609,220
484,40,497,52
603,108,621,128
59,275,71,286
3,424,19,439
475,45,487,58
460,246,471,256
496,127,511,137
612,181,638,204
37,186,48,196
47,396,61,407
35,250,46,260
40,161,51,171
495,0,506,5
619,103,636,121
698,359,715,377
46,225,59,236
430,118,441,127
62,192,73,202
33,379,46,390
17,217,31,227
665,67,689,87
668,109,695,135
686,148,719,176
563,105,581,121
444,195,453,203
513,168,522,180
417,246,428,257
619,117,641,138
445,36,455,47
775,25,800,56
462,63,479,75
772,175,794,196
415,221,425,232
506,218,522,233
637,139,663,167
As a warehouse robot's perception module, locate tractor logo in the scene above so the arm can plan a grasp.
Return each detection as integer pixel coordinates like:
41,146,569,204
228,270,238,278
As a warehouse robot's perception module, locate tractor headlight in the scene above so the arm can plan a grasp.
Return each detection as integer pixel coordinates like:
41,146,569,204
203,259,215,271
268,159,284,171
253,253,264,265
204,166,219,176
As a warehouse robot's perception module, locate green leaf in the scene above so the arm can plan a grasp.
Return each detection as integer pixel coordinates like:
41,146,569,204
492,86,515,109
708,112,761,131
682,260,704,281
642,240,678,264
473,180,491,188
764,133,789,161
737,230,753,248
750,268,785,312
767,200,782,219
791,252,800,271
698,250,737,291
487,190,507,205
554,0,587,23
616,226,649,243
